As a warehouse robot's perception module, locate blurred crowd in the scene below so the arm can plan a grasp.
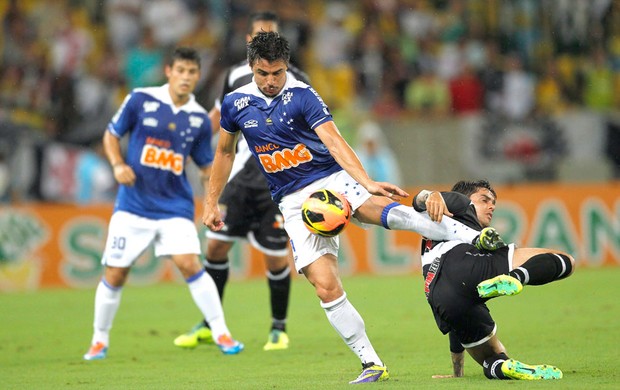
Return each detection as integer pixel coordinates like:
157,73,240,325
2,0,620,202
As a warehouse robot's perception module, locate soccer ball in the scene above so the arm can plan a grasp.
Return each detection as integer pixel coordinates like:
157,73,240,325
301,189,351,237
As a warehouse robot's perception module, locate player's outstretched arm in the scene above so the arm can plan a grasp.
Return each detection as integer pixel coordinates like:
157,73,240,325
315,121,409,200
203,129,238,230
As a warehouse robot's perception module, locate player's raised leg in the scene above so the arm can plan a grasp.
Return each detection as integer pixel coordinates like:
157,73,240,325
357,197,503,250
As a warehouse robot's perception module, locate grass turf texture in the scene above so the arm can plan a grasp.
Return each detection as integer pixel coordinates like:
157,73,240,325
1,267,618,389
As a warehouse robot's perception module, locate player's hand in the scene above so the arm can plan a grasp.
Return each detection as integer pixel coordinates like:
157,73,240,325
425,191,453,222
366,181,409,201
202,203,224,231
112,163,136,186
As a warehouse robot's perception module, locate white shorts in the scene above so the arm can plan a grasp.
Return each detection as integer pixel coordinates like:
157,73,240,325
278,170,372,272
102,211,201,268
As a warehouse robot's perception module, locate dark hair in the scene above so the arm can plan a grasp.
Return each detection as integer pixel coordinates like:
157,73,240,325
247,11,279,34
247,32,290,66
167,47,201,69
451,179,497,199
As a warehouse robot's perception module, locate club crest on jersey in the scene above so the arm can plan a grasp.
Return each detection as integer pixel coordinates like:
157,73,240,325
189,115,203,128
258,143,313,173
143,101,160,113
282,91,293,105
140,144,183,175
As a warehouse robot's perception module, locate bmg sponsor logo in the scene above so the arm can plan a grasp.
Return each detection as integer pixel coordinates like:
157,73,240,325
258,143,313,173
140,144,184,175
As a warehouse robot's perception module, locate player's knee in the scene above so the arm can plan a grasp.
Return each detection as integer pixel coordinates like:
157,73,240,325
174,256,202,279
265,255,289,271
206,240,232,259
314,282,345,303
315,287,343,303
104,266,129,288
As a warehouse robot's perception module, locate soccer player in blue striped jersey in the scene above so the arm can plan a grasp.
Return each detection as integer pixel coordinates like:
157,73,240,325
83,47,243,361
174,11,308,352
205,32,493,384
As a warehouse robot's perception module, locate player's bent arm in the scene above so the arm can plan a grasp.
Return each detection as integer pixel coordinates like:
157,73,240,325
448,331,464,377
451,351,465,377
413,190,433,211
103,130,124,166
413,190,452,222
315,121,408,199
103,130,135,186
203,129,238,230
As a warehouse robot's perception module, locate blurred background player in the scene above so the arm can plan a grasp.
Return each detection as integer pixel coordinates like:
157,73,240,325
413,180,574,380
174,11,309,351
83,47,243,361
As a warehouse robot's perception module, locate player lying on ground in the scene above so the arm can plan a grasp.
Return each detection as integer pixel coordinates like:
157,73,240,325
414,180,575,380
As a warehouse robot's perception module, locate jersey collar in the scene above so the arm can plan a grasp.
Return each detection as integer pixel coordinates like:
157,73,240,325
161,84,196,114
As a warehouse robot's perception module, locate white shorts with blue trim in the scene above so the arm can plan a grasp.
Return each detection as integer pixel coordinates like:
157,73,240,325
278,170,372,273
102,211,201,268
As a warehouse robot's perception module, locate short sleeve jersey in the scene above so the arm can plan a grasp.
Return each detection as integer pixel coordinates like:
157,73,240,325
107,84,213,220
216,61,310,188
220,77,341,202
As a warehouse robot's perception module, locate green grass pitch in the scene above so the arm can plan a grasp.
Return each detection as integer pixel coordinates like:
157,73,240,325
1,267,619,389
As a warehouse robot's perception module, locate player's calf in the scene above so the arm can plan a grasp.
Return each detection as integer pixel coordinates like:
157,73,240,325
510,253,574,286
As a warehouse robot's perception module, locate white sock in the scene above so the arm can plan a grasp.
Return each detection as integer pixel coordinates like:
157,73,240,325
385,204,478,243
321,293,383,366
91,278,122,346
187,270,229,341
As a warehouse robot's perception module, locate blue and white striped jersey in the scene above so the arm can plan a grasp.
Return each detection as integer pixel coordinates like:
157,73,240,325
220,77,341,202
107,84,213,220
